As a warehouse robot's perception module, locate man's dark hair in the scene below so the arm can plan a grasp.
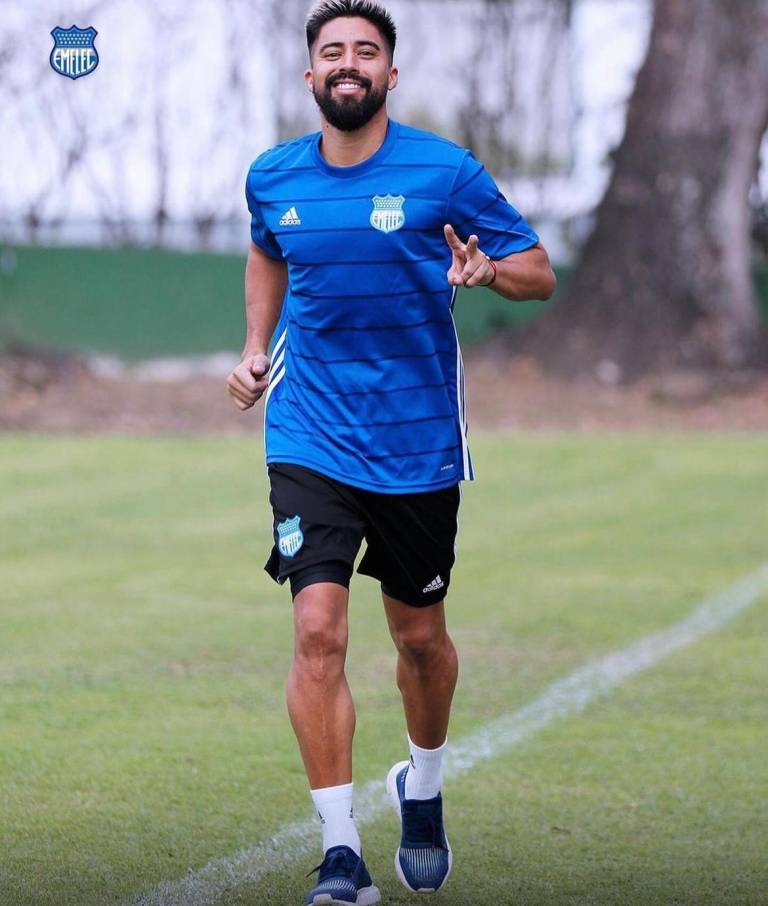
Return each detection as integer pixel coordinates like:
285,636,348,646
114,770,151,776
306,0,397,61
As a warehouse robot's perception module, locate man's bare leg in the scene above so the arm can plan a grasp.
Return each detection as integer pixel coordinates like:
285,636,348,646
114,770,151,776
287,582,354,788
383,593,458,750
384,592,456,892
287,581,362,858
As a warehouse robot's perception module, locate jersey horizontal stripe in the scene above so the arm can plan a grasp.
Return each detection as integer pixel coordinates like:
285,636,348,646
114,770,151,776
289,255,446,267
454,192,503,227
398,134,459,145
281,400,454,429
290,348,452,365
291,287,448,301
261,193,442,205
288,316,451,333
273,226,448,237
287,375,449,398
452,167,485,195
462,223,537,239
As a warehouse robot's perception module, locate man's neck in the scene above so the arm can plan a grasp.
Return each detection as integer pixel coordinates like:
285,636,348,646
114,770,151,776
318,108,390,167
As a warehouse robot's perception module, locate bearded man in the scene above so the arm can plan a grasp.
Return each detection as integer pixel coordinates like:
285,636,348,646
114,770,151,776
226,2,556,903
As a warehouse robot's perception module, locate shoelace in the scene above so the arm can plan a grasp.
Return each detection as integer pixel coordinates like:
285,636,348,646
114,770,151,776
402,806,448,850
306,848,355,880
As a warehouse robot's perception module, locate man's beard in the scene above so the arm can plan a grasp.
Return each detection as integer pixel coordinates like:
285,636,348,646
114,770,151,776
313,75,388,132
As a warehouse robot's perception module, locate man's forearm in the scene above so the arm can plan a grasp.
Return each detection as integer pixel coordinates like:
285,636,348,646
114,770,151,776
490,245,556,302
242,249,288,359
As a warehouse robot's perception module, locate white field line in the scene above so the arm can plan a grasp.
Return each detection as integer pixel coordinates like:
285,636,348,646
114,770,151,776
122,564,768,906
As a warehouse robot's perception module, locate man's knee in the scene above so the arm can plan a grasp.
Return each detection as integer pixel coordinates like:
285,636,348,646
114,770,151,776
293,584,348,670
391,618,445,663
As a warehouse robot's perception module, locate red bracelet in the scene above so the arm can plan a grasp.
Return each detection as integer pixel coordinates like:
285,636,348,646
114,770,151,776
484,257,497,286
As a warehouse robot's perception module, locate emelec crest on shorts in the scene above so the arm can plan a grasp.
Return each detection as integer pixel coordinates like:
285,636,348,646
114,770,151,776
370,195,406,233
50,26,99,80
277,515,304,558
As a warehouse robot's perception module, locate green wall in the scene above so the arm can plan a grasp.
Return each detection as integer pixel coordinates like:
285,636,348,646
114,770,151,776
1,245,765,360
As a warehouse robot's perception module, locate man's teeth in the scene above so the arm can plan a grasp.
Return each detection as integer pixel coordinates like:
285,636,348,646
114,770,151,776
335,82,363,89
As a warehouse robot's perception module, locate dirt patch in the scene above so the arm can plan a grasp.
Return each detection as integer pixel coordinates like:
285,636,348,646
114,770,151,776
1,346,767,435
464,349,768,432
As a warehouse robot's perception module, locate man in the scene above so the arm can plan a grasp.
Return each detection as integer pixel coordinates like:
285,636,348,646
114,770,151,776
227,2,555,903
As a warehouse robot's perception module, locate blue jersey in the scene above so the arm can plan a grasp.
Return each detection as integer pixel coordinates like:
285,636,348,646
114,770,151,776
245,120,538,494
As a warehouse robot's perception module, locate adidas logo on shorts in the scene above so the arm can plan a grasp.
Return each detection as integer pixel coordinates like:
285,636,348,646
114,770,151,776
422,575,445,594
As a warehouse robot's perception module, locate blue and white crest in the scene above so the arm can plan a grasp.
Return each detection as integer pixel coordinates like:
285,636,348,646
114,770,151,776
50,26,99,80
370,195,406,234
277,515,304,558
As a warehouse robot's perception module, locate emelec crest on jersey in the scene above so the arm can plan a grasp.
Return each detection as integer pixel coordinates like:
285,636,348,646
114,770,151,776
277,515,304,558
370,195,406,233
50,26,99,80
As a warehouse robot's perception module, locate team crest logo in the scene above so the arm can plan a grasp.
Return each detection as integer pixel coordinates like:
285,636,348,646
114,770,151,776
370,195,406,234
277,515,304,558
50,26,99,80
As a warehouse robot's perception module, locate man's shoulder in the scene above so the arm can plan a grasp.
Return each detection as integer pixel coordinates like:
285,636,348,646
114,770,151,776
395,122,469,165
247,132,319,179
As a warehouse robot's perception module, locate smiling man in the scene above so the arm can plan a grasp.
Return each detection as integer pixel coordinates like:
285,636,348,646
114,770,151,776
226,1,555,903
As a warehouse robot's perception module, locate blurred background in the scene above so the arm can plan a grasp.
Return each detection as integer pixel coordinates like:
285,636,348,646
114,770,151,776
1,0,767,431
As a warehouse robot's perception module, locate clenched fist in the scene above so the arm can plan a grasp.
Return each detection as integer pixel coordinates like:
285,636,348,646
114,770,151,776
226,354,271,411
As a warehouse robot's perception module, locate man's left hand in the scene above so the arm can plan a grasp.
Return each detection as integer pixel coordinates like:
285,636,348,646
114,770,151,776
444,224,494,288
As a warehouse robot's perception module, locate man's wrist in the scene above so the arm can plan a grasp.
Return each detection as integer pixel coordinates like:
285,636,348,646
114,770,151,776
482,257,497,287
241,347,269,361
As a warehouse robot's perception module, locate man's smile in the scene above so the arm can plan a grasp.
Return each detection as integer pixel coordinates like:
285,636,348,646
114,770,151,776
327,74,371,95
333,82,366,93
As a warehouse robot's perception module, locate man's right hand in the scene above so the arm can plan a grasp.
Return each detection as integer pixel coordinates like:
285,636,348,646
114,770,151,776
226,353,271,411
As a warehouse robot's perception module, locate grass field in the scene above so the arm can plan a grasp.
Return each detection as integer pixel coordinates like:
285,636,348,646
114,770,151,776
2,434,767,905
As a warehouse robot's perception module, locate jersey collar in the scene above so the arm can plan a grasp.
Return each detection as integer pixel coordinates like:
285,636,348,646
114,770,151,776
311,119,400,178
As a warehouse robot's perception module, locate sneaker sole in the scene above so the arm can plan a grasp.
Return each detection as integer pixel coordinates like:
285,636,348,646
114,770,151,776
308,885,381,906
386,761,453,894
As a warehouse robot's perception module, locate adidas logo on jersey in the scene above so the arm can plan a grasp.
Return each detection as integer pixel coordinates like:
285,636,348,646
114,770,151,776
422,575,445,594
279,206,302,226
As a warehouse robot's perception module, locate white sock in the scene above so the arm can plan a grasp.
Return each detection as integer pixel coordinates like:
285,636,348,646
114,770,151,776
404,736,446,800
310,782,361,856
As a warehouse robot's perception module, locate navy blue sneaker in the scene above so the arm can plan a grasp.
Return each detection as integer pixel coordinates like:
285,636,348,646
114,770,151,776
305,845,381,906
386,760,452,893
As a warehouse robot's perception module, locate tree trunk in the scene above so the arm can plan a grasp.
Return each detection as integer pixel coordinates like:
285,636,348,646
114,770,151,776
526,0,768,380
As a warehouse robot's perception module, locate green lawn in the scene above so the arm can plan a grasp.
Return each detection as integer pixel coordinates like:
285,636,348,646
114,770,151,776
1,434,767,905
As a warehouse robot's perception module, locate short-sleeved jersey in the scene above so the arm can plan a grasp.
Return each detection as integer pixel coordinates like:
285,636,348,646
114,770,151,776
245,120,538,494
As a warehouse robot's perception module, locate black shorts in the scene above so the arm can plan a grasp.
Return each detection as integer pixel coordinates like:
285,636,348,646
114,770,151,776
265,463,461,607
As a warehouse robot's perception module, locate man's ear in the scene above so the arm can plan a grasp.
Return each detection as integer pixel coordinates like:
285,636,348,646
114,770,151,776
305,69,314,92
388,67,399,91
